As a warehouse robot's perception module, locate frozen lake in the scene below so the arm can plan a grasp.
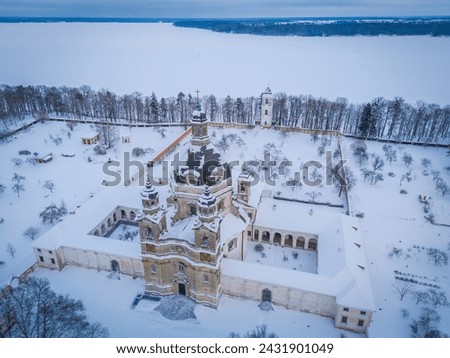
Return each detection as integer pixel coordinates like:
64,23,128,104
0,22,449,104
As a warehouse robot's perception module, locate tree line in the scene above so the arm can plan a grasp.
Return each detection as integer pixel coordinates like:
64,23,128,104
0,84,448,142
174,18,450,37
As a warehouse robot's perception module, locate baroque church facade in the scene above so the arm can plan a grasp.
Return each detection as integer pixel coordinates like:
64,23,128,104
32,88,375,333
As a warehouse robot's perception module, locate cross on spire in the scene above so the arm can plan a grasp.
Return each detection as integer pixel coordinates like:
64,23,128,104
195,89,200,101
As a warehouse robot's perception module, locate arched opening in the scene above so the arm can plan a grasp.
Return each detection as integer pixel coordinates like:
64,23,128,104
201,235,209,248
111,260,120,272
261,288,272,302
218,200,225,212
273,232,282,245
240,183,246,193
107,217,112,227
308,238,318,251
262,231,270,242
285,234,293,247
101,223,107,235
265,109,268,115
296,236,305,249
113,213,117,222
121,209,127,220
129,211,136,220
146,227,153,239
254,229,259,241
189,204,197,216
94,229,100,236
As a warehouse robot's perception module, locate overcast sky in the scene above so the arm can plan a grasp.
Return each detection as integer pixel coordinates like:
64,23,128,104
1,0,450,18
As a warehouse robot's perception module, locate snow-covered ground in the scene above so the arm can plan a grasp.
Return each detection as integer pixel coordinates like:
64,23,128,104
0,23,449,104
1,121,449,337
0,122,184,284
30,267,361,338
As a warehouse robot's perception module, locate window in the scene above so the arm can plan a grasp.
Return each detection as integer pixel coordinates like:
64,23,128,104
151,264,157,275
37,248,42,252
341,316,348,324
247,230,252,236
360,311,366,316
48,250,53,254
51,258,55,264
39,256,44,262
201,236,209,248
203,275,209,284
265,98,269,104
228,239,237,252
358,320,364,327
343,307,349,312
265,110,268,115
178,263,185,274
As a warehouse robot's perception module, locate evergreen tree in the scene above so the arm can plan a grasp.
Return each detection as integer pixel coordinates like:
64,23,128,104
150,92,159,123
160,97,168,122
358,103,376,138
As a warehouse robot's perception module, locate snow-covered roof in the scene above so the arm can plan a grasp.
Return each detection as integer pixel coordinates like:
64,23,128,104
252,196,375,311
32,185,144,258
79,130,99,139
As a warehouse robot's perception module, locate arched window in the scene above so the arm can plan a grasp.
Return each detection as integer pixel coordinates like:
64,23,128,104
262,231,270,242
261,288,272,302
273,232,281,245
296,236,305,249
285,234,293,247
201,236,209,248
111,260,120,272
265,98,269,104
146,227,153,238
189,204,197,215
308,238,318,251
203,274,209,284
129,211,136,220
151,264,156,275
265,109,268,115
254,229,259,241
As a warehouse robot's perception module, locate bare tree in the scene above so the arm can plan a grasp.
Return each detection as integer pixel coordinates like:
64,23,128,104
305,191,322,202
435,180,449,197
411,290,430,305
427,289,448,308
0,277,109,338
11,182,25,197
11,157,23,167
427,248,448,266
393,280,413,301
43,180,56,193
382,144,397,165
23,226,41,240
95,124,119,150
402,153,414,167
6,243,16,258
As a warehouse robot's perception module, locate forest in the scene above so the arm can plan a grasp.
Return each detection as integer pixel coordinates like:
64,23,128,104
173,18,450,37
0,84,448,143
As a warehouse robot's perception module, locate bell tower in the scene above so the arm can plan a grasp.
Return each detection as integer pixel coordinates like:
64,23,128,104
137,176,167,242
261,86,273,128
193,186,221,252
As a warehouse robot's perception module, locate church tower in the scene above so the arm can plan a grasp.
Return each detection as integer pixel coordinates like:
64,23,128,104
237,169,253,204
137,176,167,242
261,86,273,128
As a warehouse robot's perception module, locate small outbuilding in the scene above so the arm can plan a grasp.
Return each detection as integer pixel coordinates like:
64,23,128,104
81,132,100,145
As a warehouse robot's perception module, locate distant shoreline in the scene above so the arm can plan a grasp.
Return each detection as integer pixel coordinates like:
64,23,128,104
1,16,449,36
